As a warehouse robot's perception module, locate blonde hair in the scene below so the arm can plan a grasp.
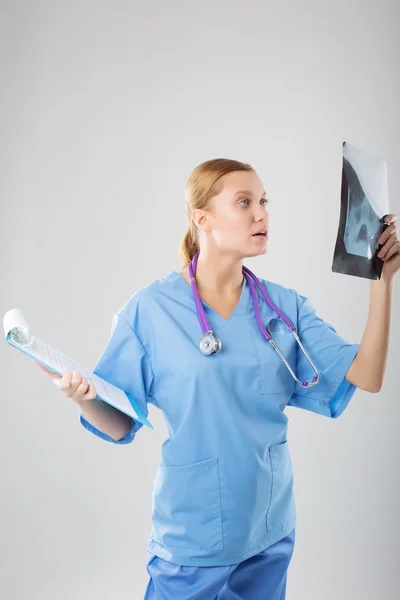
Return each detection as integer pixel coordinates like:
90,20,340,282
178,158,255,268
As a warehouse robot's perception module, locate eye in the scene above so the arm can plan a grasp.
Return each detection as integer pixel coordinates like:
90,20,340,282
239,197,269,207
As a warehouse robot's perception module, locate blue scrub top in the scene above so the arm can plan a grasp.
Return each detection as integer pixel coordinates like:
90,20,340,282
78,270,360,567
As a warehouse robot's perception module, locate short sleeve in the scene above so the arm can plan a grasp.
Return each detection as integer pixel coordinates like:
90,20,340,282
78,311,155,444
286,292,360,419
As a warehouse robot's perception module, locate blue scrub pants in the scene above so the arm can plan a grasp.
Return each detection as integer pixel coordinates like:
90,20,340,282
144,527,295,599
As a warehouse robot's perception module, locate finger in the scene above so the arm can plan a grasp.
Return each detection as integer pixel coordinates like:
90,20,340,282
378,223,397,246
36,362,62,381
77,380,96,400
378,232,399,258
382,240,400,261
385,214,397,224
85,384,97,400
72,384,97,404
75,379,90,397
36,361,52,373
69,371,84,396
56,371,73,392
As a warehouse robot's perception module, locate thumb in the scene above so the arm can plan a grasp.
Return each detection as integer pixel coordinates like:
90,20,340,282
35,362,61,381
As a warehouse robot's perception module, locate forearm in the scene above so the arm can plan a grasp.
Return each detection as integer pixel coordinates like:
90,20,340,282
75,397,134,441
354,278,393,391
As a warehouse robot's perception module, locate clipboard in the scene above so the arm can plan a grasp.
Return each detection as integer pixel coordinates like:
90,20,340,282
3,308,153,429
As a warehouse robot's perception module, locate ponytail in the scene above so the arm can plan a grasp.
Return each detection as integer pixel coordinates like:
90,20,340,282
178,223,199,268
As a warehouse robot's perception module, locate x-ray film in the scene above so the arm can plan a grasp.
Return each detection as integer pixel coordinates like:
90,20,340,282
332,141,390,280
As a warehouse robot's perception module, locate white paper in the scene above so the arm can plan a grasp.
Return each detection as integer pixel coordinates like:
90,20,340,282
3,308,153,428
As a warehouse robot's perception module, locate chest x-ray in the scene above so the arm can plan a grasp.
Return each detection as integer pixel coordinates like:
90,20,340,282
332,141,390,280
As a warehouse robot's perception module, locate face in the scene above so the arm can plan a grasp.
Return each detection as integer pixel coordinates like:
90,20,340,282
193,170,269,259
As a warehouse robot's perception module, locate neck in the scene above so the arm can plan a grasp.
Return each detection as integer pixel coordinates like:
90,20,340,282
193,251,244,294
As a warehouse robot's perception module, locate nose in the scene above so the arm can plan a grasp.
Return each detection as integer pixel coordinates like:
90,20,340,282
254,205,268,226
254,201,268,218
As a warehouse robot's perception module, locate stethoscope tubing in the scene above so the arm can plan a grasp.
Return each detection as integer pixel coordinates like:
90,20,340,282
187,252,320,388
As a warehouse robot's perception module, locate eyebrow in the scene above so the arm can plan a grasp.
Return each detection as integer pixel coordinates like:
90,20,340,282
234,190,267,197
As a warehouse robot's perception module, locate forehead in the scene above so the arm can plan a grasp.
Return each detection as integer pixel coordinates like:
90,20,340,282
218,170,264,196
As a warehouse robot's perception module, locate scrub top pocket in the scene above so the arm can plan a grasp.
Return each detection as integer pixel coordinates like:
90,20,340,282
250,316,297,395
151,456,224,551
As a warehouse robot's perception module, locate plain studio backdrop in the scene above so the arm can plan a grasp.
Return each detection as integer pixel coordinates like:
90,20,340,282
0,1,399,599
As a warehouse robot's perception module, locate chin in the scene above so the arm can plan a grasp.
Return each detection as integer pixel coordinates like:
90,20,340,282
242,247,267,259
256,248,267,257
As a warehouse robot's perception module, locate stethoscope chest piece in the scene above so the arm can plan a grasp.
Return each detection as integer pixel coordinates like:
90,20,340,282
199,331,222,355
188,252,320,389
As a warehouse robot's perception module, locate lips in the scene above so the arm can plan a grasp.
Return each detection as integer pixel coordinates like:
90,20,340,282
252,226,268,236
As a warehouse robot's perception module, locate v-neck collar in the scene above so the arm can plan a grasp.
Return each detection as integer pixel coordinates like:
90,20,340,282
173,270,249,322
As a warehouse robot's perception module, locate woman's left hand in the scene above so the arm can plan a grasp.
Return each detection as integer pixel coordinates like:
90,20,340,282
377,214,400,283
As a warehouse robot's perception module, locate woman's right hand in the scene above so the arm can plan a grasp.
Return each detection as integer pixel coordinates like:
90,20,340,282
35,362,97,404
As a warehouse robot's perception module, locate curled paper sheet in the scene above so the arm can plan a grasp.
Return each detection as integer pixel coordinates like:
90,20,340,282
332,141,390,280
3,308,33,345
3,308,153,429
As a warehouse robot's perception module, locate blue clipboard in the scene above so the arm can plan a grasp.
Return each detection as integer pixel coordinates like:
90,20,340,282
4,311,154,430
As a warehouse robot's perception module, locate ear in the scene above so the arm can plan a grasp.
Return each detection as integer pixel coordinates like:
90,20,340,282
192,208,211,232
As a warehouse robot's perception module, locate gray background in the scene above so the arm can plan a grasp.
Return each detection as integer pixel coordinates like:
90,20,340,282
1,1,399,598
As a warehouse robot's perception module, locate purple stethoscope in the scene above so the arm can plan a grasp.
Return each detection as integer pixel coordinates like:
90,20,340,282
187,252,320,388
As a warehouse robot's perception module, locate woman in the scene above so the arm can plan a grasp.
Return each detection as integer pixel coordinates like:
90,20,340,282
38,158,399,599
